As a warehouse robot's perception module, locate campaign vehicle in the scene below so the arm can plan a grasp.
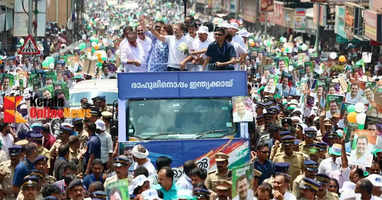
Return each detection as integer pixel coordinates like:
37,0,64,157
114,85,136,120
69,79,118,108
118,71,250,177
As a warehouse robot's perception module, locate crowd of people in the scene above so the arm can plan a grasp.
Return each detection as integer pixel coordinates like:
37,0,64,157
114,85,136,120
0,0,382,200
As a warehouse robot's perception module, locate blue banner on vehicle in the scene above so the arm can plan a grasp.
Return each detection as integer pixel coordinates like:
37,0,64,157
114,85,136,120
120,138,250,178
117,71,248,100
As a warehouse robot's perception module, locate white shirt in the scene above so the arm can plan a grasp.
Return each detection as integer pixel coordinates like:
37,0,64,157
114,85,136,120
96,131,113,164
330,167,351,189
231,41,247,70
281,191,296,200
0,133,14,158
165,35,190,69
232,34,246,50
318,157,342,177
133,159,157,180
185,34,197,44
176,174,193,192
191,38,211,60
345,92,367,104
119,38,146,72
233,189,254,200
138,37,152,64
191,38,211,52
354,194,382,200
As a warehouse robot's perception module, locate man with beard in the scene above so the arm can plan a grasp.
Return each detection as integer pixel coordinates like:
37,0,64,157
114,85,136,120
205,152,232,193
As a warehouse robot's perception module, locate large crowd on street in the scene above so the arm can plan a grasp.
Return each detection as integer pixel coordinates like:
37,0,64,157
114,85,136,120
0,0,382,200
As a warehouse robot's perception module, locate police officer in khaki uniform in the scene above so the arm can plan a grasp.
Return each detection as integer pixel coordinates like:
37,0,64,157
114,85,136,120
270,131,290,160
298,177,320,200
299,127,317,156
292,160,318,197
93,96,111,113
32,156,56,185
49,126,72,158
316,173,339,200
205,152,232,193
29,132,50,166
272,135,304,182
213,180,232,200
16,175,43,200
0,145,23,200
316,142,328,162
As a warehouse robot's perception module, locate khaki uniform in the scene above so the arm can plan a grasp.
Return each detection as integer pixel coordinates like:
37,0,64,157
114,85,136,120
79,129,89,143
292,174,305,197
49,139,63,155
272,152,304,182
38,146,50,158
0,160,16,200
38,146,51,168
299,142,315,157
262,176,274,185
317,192,339,200
205,170,232,192
16,191,43,200
270,144,282,160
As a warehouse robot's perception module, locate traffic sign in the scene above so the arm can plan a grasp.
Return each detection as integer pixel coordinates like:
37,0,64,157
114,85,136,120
18,35,40,55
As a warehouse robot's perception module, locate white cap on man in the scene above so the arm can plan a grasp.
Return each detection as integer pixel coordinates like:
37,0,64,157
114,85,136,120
197,26,209,34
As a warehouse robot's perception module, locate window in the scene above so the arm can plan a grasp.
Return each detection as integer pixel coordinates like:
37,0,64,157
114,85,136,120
127,98,236,140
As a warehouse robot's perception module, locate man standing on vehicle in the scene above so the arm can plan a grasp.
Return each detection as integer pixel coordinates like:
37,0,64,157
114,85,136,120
203,27,236,71
205,152,232,192
120,26,146,72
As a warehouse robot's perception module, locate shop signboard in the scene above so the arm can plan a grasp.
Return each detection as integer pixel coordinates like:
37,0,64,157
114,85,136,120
284,7,295,29
242,0,257,23
313,4,328,27
364,9,382,42
272,1,285,26
295,8,306,33
335,6,346,38
370,0,382,13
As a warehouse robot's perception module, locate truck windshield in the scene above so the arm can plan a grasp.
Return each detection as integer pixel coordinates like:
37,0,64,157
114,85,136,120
69,92,118,107
128,98,236,140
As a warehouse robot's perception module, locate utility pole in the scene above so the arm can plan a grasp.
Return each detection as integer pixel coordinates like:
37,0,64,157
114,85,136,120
34,0,38,37
183,0,187,20
28,0,33,35
315,3,321,57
